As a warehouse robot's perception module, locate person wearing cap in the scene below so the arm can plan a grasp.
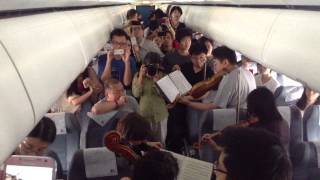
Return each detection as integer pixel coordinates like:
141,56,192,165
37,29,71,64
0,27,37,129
132,52,168,144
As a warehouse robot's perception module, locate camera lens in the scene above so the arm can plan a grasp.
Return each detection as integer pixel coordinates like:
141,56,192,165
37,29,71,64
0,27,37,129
147,64,157,77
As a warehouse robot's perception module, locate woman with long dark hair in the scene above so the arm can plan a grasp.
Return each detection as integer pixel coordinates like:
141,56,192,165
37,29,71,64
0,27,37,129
247,87,290,149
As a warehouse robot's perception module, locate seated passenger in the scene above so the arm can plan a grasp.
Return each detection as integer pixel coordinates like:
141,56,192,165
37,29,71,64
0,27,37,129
91,79,139,115
162,28,193,73
180,41,213,86
247,87,290,149
129,151,179,180
202,127,292,180
132,52,168,144
169,6,186,32
14,117,63,179
255,63,280,93
115,112,162,155
296,87,320,114
179,46,256,110
98,28,137,87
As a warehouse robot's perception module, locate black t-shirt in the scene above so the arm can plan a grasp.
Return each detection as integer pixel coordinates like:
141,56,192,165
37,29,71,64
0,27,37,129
162,51,191,73
175,22,187,32
180,62,214,86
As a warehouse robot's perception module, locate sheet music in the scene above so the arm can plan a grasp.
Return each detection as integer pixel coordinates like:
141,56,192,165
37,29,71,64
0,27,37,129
156,76,180,103
169,70,192,95
163,150,213,180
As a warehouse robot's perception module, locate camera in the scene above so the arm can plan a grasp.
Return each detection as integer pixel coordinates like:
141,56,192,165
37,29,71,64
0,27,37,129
146,64,158,77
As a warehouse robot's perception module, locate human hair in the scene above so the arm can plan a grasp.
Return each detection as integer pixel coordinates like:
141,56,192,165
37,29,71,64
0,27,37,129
213,46,237,65
296,87,320,111
144,52,161,65
110,28,129,41
28,117,57,144
170,6,183,15
132,151,179,180
189,42,208,55
103,79,121,90
126,9,138,20
154,8,166,19
176,28,192,43
247,87,283,124
116,112,154,141
148,20,160,31
67,68,89,97
216,127,292,180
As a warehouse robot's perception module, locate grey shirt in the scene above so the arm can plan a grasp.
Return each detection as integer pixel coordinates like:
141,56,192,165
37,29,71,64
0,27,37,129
213,67,256,108
139,38,164,62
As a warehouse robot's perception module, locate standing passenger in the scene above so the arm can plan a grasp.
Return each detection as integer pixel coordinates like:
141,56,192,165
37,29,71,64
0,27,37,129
169,6,186,32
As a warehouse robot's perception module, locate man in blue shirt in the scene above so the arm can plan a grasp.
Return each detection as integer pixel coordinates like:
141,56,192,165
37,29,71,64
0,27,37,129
98,28,137,87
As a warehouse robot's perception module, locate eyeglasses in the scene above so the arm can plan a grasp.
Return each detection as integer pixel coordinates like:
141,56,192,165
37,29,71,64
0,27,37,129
213,161,228,175
112,41,129,47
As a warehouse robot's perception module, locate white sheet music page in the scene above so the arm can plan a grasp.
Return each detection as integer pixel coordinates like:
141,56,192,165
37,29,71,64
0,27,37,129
169,70,192,95
156,75,180,103
162,150,213,180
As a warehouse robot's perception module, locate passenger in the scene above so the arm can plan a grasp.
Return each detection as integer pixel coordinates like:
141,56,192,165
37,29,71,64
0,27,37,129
202,127,292,180
144,20,161,40
160,30,175,54
247,87,290,149
255,63,280,93
91,79,139,115
99,28,137,87
130,20,164,63
296,87,320,114
179,46,256,110
14,117,63,179
240,55,257,75
169,6,186,32
129,151,179,180
162,27,193,73
199,36,214,61
180,41,213,86
132,52,168,144
116,112,163,155
124,9,139,35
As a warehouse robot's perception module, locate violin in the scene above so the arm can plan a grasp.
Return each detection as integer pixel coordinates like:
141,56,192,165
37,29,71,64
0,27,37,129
104,130,140,162
194,118,259,149
189,70,227,99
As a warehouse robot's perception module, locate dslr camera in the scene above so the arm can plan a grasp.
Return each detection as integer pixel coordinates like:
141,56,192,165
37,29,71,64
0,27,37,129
146,64,158,77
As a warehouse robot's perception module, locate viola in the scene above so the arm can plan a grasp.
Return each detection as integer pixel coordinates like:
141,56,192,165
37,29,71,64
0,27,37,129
189,70,227,99
194,118,259,149
104,130,140,162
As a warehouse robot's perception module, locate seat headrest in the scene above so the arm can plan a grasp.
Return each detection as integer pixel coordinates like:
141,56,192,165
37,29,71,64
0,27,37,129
83,147,118,178
212,109,236,130
303,105,320,141
277,106,291,126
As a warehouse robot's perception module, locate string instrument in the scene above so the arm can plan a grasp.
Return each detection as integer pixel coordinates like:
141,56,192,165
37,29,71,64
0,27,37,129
189,70,227,99
104,130,140,162
194,118,259,149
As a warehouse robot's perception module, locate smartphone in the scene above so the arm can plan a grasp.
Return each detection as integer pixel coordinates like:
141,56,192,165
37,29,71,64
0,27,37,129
130,37,137,46
113,49,124,56
3,155,56,180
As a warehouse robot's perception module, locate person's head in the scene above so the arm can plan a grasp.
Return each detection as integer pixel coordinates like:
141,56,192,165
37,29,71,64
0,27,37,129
212,46,237,73
199,37,214,56
189,42,208,69
296,87,320,111
247,87,283,123
170,6,183,25
257,63,272,75
127,9,138,21
154,8,166,20
110,28,130,50
214,127,292,180
116,112,154,142
176,28,192,51
130,21,144,38
16,117,56,156
67,68,89,97
162,30,174,47
132,151,179,180
104,79,125,102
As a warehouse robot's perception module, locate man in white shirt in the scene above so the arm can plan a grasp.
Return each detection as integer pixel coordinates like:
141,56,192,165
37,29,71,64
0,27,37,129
179,46,256,110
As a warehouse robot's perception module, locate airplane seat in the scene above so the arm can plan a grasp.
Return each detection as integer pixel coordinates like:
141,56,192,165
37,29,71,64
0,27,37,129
291,141,320,180
68,148,132,180
85,110,129,148
274,86,304,106
199,108,247,163
186,106,207,143
303,105,320,142
46,112,80,174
